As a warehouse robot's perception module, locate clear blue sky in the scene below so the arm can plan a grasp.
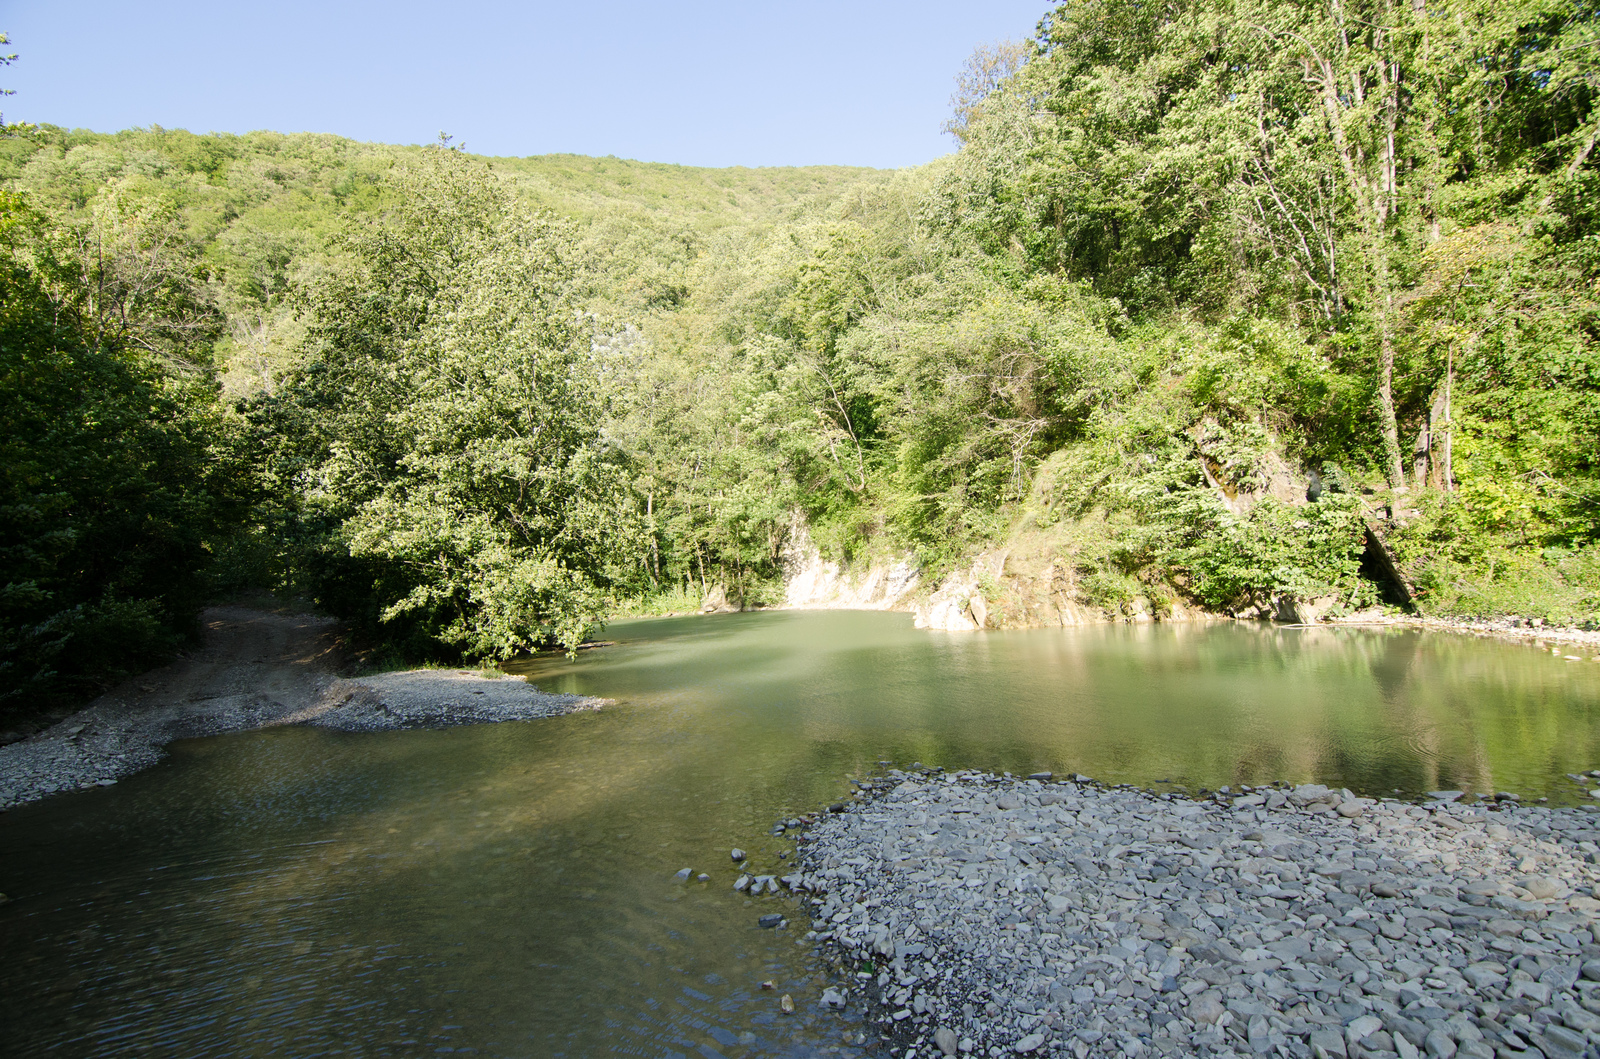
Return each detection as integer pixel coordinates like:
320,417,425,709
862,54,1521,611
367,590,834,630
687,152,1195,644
0,1,1050,169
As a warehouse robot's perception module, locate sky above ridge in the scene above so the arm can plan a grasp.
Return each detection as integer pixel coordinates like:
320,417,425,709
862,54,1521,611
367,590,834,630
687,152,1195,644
0,1,1049,169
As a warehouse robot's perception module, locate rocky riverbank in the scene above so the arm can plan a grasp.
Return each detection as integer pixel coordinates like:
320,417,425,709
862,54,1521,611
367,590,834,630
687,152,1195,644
793,771,1600,1059
779,533,1600,655
0,606,602,811
1339,617,1600,656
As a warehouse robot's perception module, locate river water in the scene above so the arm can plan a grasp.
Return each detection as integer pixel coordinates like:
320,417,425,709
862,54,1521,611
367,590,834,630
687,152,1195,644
2,612,1598,1057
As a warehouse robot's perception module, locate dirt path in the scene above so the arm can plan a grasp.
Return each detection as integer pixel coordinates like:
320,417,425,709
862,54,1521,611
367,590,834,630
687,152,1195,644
0,605,600,810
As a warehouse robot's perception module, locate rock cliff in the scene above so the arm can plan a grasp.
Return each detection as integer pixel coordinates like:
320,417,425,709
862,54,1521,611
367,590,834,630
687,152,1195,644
778,514,1226,631
780,518,921,611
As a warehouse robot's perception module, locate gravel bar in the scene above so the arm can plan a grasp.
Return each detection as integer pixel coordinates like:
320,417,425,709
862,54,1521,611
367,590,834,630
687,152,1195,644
285,671,603,732
0,672,601,811
792,771,1600,1059
0,608,602,811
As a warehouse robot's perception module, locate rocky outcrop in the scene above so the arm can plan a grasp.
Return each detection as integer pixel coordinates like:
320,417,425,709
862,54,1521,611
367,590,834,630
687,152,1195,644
778,514,1230,632
780,517,920,611
778,428,1416,632
1269,592,1344,625
1192,419,1370,523
912,546,1224,632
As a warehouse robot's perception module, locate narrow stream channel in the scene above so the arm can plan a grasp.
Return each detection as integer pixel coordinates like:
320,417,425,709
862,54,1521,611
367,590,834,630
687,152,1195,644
2,612,1598,1057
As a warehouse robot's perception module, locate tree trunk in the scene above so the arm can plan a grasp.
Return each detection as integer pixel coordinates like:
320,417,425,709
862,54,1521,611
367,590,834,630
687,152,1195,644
1307,12,1408,488
647,490,660,585
1376,282,1407,488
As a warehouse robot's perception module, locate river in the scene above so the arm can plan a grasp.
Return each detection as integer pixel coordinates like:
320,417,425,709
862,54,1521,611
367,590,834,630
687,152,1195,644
1,612,1597,1056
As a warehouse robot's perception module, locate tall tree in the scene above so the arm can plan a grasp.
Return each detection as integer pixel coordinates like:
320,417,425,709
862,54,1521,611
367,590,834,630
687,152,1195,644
942,39,1033,144
261,151,645,656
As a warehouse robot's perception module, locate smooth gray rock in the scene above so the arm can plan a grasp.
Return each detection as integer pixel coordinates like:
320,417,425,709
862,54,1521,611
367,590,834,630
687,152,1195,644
1425,1029,1457,1058
1310,1027,1348,1058
1347,1015,1384,1045
1541,963,1580,991
1536,1024,1586,1059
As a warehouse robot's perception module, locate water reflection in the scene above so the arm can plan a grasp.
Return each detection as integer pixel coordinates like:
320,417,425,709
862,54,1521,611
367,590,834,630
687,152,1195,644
519,613,1600,802
1,612,1597,1056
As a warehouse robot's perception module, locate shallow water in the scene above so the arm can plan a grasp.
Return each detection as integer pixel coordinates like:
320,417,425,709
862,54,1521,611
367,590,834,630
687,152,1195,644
2,612,1599,1056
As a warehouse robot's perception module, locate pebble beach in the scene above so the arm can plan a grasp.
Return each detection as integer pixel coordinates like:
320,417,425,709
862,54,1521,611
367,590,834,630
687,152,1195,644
791,771,1600,1059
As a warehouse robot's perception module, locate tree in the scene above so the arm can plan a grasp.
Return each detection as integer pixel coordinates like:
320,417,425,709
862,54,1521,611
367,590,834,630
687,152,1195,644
33,187,221,361
0,32,15,128
931,0,1596,493
942,40,1031,144
264,151,646,656
0,191,229,710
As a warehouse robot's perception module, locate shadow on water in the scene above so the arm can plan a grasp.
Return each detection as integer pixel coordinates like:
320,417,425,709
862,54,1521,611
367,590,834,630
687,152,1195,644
2,611,1599,1056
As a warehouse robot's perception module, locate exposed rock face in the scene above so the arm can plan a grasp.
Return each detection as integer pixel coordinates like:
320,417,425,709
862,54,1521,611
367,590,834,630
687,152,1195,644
778,514,1230,631
1272,593,1344,625
781,517,920,611
1195,430,1308,518
912,547,1222,632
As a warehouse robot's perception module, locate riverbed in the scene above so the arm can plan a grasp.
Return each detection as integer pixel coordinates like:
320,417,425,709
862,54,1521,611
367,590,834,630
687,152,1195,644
1,612,1598,1057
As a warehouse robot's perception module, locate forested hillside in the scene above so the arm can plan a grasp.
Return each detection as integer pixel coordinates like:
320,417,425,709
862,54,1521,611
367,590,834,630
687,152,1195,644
2,0,1596,711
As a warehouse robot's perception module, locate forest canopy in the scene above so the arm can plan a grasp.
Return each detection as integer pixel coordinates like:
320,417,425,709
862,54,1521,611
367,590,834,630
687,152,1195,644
1,0,1596,711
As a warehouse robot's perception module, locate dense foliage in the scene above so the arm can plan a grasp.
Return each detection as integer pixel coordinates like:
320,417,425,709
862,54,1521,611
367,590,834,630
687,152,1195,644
0,124,884,705
2,0,1596,710
708,0,1600,620
245,151,647,657
0,190,233,709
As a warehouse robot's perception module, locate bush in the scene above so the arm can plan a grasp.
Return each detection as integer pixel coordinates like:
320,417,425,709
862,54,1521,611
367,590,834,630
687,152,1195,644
1182,496,1373,614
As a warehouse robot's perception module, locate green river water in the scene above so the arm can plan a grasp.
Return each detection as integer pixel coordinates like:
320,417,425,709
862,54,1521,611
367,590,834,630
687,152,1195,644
2,611,1599,1057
